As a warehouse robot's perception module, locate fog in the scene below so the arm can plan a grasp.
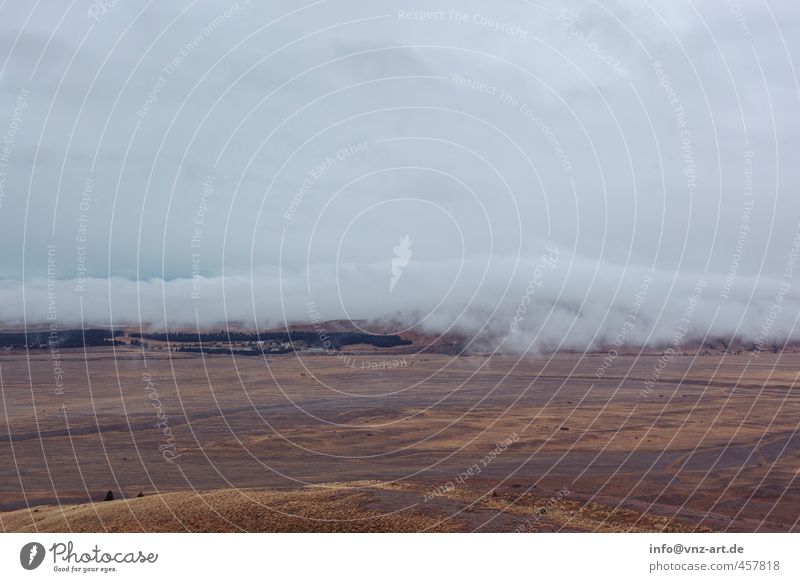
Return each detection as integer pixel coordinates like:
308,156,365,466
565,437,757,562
0,0,798,350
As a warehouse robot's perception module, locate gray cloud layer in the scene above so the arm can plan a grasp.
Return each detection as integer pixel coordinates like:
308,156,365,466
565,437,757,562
0,1,798,350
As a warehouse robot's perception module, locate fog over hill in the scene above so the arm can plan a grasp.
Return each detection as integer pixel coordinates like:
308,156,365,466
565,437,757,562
0,1,799,352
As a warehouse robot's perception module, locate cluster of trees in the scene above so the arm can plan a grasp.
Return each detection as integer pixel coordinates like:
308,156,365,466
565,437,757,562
131,330,411,349
0,329,122,349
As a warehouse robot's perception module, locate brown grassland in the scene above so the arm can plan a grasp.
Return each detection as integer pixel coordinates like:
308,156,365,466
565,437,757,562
1,345,798,532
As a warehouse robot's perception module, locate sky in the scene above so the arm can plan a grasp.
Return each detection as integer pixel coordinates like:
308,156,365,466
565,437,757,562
0,0,798,350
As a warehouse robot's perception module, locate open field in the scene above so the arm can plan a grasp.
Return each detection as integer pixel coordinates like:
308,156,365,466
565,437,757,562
1,346,799,532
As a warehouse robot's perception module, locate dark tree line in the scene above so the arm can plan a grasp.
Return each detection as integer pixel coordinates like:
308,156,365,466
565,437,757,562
0,329,122,349
130,330,411,349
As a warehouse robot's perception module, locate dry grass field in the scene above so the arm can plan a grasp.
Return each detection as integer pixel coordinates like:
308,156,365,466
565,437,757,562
1,345,798,532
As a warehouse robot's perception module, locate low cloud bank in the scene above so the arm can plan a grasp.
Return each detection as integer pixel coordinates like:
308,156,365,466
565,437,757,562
3,247,798,354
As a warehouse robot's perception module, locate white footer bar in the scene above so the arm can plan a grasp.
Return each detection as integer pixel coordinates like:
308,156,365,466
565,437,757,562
1,533,797,581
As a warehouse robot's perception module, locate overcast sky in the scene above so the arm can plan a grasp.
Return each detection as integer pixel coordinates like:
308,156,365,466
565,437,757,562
0,1,798,349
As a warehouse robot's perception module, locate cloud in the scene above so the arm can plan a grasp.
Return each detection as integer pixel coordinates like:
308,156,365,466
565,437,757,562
0,0,798,350
6,241,800,354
